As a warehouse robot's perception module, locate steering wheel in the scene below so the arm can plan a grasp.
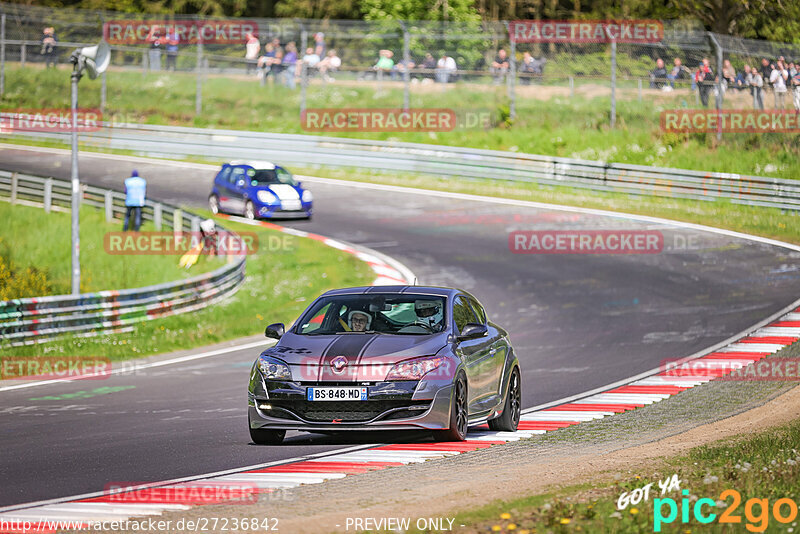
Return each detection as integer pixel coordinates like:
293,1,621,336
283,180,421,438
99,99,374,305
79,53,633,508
407,322,434,333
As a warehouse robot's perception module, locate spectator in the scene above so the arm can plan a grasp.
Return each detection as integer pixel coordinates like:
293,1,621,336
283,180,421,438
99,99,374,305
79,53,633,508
770,60,788,109
40,27,58,68
736,64,751,90
436,53,457,83
123,170,146,232
245,32,261,74
750,68,765,109
299,46,320,78
761,58,774,88
667,58,689,88
720,59,736,95
392,57,415,81
374,50,394,78
258,39,283,82
789,61,798,79
313,32,326,56
317,49,341,82
491,49,509,84
281,42,298,88
419,53,437,81
695,58,714,108
792,68,800,111
650,58,668,89
146,25,163,71
519,52,535,85
165,27,179,71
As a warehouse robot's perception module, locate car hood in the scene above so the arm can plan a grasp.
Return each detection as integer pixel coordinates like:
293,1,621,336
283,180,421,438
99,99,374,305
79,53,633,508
259,183,303,201
261,332,449,382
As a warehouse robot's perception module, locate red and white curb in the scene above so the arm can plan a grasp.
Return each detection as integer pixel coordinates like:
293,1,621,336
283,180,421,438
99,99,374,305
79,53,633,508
2,305,798,531
218,215,414,287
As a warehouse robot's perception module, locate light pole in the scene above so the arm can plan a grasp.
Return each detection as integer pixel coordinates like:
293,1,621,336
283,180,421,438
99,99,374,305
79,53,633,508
68,41,110,295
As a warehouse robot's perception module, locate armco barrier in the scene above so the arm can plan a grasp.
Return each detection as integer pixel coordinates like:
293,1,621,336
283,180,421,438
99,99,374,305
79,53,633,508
7,121,800,211
0,171,246,346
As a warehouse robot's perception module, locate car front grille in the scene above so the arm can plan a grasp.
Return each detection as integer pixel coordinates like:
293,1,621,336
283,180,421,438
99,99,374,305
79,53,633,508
262,399,431,423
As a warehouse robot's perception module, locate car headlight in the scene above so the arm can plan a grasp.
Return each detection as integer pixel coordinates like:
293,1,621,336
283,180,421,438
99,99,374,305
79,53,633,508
302,190,313,203
385,355,448,381
256,190,275,203
257,355,292,380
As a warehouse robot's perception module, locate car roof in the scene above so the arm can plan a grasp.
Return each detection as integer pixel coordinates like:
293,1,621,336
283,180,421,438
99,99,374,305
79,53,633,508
320,286,469,299
228,160,277,170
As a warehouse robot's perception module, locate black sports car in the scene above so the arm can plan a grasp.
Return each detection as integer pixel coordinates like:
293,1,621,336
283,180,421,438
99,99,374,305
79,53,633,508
248,286,521,444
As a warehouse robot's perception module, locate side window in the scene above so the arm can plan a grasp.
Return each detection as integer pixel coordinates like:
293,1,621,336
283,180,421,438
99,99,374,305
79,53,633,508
230,166,246,185
300,303,330,333
452,296,478,334
217,166,232,184
467,298,487,324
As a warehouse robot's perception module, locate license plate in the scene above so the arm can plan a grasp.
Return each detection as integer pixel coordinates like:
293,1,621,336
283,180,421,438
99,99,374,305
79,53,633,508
307,387,368,401
281,199,302,211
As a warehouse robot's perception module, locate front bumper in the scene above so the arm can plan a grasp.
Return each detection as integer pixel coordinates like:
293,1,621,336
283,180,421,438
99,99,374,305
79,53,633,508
248,379,453,431
256,200,312,219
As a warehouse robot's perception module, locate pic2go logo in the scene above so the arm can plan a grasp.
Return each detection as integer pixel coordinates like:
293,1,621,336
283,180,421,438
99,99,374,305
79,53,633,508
654,489,799,532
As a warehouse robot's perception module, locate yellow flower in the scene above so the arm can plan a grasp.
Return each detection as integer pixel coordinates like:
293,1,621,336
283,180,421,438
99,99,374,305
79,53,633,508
630,508,639,515
508,524,517,531
500,513,512,520
491,526,502,532
518,530,530,534
634,475,641,479
560,518,571,525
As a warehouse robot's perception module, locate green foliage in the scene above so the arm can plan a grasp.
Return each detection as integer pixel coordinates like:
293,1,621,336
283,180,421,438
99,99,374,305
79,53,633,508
0,252,52,300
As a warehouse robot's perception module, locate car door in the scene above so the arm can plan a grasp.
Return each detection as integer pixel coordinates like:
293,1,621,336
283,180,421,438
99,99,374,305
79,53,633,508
467,296,505,407
215,165,233,211
452,295,495,412
227,166,249,213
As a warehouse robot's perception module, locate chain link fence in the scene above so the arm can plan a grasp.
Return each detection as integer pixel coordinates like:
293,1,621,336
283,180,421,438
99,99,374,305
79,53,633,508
1,2,798,127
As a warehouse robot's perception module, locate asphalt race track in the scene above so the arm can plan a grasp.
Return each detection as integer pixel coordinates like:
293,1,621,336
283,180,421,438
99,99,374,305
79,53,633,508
2,146,799,507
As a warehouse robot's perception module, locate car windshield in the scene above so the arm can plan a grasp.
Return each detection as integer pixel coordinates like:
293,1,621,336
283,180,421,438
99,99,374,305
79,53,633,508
247,167,297,186
296,294,447,335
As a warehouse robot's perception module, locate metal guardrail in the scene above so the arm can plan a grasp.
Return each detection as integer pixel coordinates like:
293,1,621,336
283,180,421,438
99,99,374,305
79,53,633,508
0,170,247,346
10,123,800,212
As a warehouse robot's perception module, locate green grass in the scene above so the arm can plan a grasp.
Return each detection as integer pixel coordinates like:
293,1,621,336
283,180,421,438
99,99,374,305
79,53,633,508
2,64,800,180
1,208,374,360
406,410,800,534
0,201,223,297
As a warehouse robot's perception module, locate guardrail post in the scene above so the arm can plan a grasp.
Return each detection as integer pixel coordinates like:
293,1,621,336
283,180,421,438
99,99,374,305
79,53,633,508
1,13,6,98
610,40,616,128
195,42,203,115
44,178,53,213
191,216,200,234
20,42,25,68
101,71,107,114
142,49,148,76
638,78,642,101
153,203,162,230
10,172,17,204
569,76,574,99
104,190,114,221
173,209,182,231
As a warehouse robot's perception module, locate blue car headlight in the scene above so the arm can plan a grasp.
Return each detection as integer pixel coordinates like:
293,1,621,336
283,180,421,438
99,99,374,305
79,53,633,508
257,355,292,380
256,190,276,204
302,190,313,203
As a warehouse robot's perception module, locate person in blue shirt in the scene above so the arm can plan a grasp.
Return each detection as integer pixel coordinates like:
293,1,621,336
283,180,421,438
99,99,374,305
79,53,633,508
124,170,146,231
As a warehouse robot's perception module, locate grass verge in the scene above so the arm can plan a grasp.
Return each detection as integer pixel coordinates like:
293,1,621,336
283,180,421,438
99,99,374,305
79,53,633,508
2,65,799,180
0,201,223,298
1,209,374,360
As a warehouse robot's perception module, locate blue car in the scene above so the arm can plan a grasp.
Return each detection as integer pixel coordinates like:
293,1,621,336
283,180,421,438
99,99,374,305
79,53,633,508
209,160,312,220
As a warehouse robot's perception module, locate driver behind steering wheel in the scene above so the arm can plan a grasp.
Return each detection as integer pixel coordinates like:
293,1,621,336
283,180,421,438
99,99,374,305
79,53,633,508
414,300,443,332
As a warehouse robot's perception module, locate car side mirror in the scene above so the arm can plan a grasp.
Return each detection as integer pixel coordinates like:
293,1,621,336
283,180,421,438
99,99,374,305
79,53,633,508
265,322,285,340
457,323,487,341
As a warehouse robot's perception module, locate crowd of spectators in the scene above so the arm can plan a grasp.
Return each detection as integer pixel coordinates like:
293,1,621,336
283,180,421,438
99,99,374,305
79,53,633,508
650,54,800,110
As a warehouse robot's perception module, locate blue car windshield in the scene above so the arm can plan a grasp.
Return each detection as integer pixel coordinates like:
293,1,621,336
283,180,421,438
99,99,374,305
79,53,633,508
248,167,296,186
296,294,447,335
